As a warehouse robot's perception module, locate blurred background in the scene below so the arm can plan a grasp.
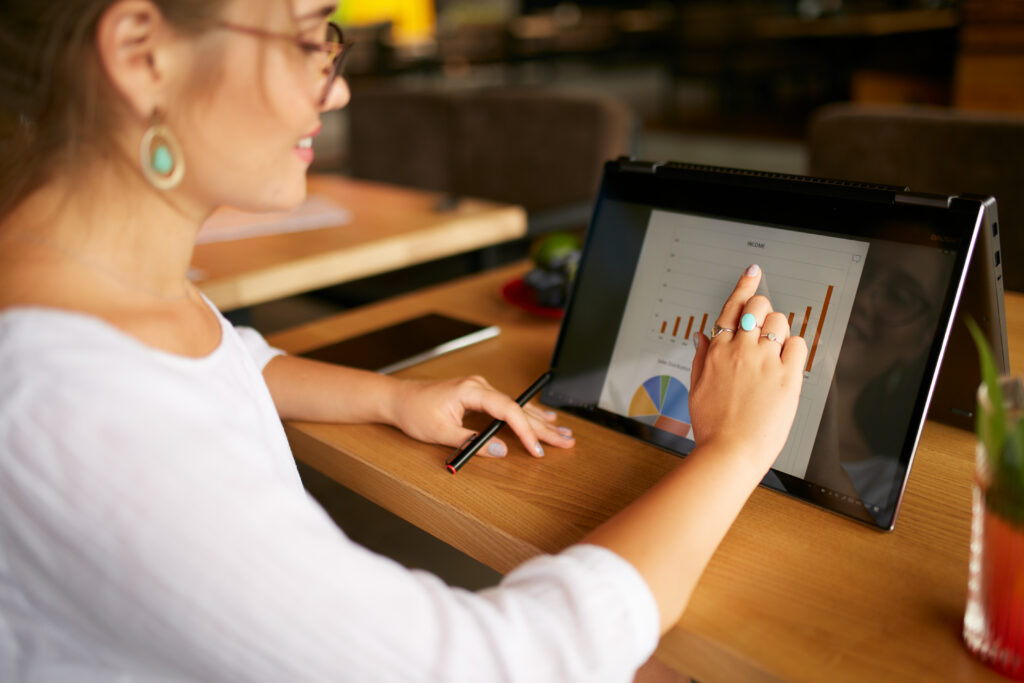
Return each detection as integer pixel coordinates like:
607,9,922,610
312,0,1022,174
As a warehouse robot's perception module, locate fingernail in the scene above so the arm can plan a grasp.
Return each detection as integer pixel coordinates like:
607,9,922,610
692,334,699,351
487,441,507,457
746,264,760,277
534,443,545,457
557,426,573,438
543,410,557,419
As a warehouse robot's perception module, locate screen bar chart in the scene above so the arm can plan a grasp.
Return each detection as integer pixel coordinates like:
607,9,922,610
653,282,836,373
658,313,708,340
601,209,869,477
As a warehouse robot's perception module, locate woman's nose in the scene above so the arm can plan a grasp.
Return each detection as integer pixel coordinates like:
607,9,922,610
321,76,351,112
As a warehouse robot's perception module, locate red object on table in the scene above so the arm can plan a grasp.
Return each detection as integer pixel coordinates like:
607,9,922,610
500,277,563,319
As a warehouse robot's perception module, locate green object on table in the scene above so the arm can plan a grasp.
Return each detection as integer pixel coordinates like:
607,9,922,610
964,318,1024,679
531,232,582,269
967,317,1024,525
524,232,583,309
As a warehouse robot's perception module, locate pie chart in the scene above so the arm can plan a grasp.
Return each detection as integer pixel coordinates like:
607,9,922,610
629,375,692,439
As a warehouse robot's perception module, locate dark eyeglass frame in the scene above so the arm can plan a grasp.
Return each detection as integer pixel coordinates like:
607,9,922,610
215,21,349,105
861,269,935,327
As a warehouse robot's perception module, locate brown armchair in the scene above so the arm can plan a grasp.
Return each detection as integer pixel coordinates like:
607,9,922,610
808,102,1024,291
346,85,635,235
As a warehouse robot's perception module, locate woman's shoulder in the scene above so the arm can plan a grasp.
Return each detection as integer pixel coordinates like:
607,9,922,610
0,305,229,403
0,246,225,358
0,307,154,393
1,304,121,351
2,304,138,349
0,305,261,423
0,307,234,462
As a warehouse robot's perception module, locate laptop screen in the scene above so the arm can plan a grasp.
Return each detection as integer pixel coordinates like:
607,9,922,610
541,161,997,530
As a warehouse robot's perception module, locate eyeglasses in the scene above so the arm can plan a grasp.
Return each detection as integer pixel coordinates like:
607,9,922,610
216,21,349,106
861,269,934,326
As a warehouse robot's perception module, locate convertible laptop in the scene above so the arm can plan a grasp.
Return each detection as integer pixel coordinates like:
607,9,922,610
540,159,1007,530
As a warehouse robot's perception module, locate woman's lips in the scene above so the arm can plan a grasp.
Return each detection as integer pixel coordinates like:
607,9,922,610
294,135,314,164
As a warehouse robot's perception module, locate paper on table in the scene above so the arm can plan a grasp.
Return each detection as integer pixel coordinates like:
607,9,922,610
196,194,351,244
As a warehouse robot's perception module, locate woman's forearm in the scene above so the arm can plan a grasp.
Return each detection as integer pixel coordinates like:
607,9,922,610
583,443,769,634
261,354,401,424
262,355,575,456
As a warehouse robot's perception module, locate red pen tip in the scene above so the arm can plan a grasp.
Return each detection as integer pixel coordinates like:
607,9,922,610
446,464,457,475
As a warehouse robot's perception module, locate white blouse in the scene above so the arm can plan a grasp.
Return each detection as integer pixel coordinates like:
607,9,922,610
0,303,658,682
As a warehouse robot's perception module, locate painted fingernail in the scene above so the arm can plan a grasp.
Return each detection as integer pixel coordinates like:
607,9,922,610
746,264,760,277
557,426,573,438
534,443,545,457
487,441,507,457
543,410,557,419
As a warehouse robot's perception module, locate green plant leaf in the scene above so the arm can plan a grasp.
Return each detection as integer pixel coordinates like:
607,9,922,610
966,317,1005,469
1009,406,1024,470
1003,399,1024,511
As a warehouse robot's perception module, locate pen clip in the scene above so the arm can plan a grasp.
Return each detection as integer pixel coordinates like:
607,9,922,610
449,433,477,457
445,432,479,474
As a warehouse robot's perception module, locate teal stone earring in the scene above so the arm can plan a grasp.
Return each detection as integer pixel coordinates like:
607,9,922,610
152,145,173,175
139,110,185,190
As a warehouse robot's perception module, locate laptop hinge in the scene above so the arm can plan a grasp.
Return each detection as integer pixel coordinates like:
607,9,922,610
617,159,662,174
895,192,952,209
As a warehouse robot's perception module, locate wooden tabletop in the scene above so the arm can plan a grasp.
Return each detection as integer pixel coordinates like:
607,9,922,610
268,262,1021,682
191,175,526,311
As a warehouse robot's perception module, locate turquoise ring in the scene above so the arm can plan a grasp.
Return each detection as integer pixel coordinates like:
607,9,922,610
740,313,758,331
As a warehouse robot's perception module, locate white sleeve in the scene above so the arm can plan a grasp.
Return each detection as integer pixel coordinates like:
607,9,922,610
1,372,659,682
234,325,285,369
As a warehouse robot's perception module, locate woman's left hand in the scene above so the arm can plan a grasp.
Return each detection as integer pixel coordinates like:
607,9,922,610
385,375,575,458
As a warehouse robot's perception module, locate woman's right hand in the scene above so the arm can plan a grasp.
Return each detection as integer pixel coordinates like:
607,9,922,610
688,264,807,471
584,266,809,634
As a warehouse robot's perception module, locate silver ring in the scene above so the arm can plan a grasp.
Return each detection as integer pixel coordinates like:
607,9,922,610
710,324,735,339
759,332,783,346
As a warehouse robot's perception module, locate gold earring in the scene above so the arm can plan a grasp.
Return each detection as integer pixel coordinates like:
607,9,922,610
139,112,185,190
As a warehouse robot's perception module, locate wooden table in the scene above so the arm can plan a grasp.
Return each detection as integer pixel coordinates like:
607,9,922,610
268,262,1022,682
191,175,526,311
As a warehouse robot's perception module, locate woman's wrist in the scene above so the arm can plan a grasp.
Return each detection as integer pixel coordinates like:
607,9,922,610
376,375,407,427
689,436,775,480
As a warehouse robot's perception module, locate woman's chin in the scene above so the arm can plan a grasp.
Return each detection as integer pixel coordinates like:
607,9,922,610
239,180,308,214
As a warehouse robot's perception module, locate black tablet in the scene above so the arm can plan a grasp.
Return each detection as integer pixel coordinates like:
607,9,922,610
301,313,499,374
540,160,1007,530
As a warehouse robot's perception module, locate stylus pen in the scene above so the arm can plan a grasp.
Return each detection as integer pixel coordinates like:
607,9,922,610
446,371,554,474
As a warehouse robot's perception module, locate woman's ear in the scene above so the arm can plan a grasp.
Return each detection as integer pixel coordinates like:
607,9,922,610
94,0,172,120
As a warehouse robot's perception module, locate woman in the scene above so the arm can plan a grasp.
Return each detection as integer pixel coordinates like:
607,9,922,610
0,1,806,680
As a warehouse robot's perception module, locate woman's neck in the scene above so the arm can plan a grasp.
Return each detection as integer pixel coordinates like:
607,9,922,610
0,165,208,301
0,166,228,358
